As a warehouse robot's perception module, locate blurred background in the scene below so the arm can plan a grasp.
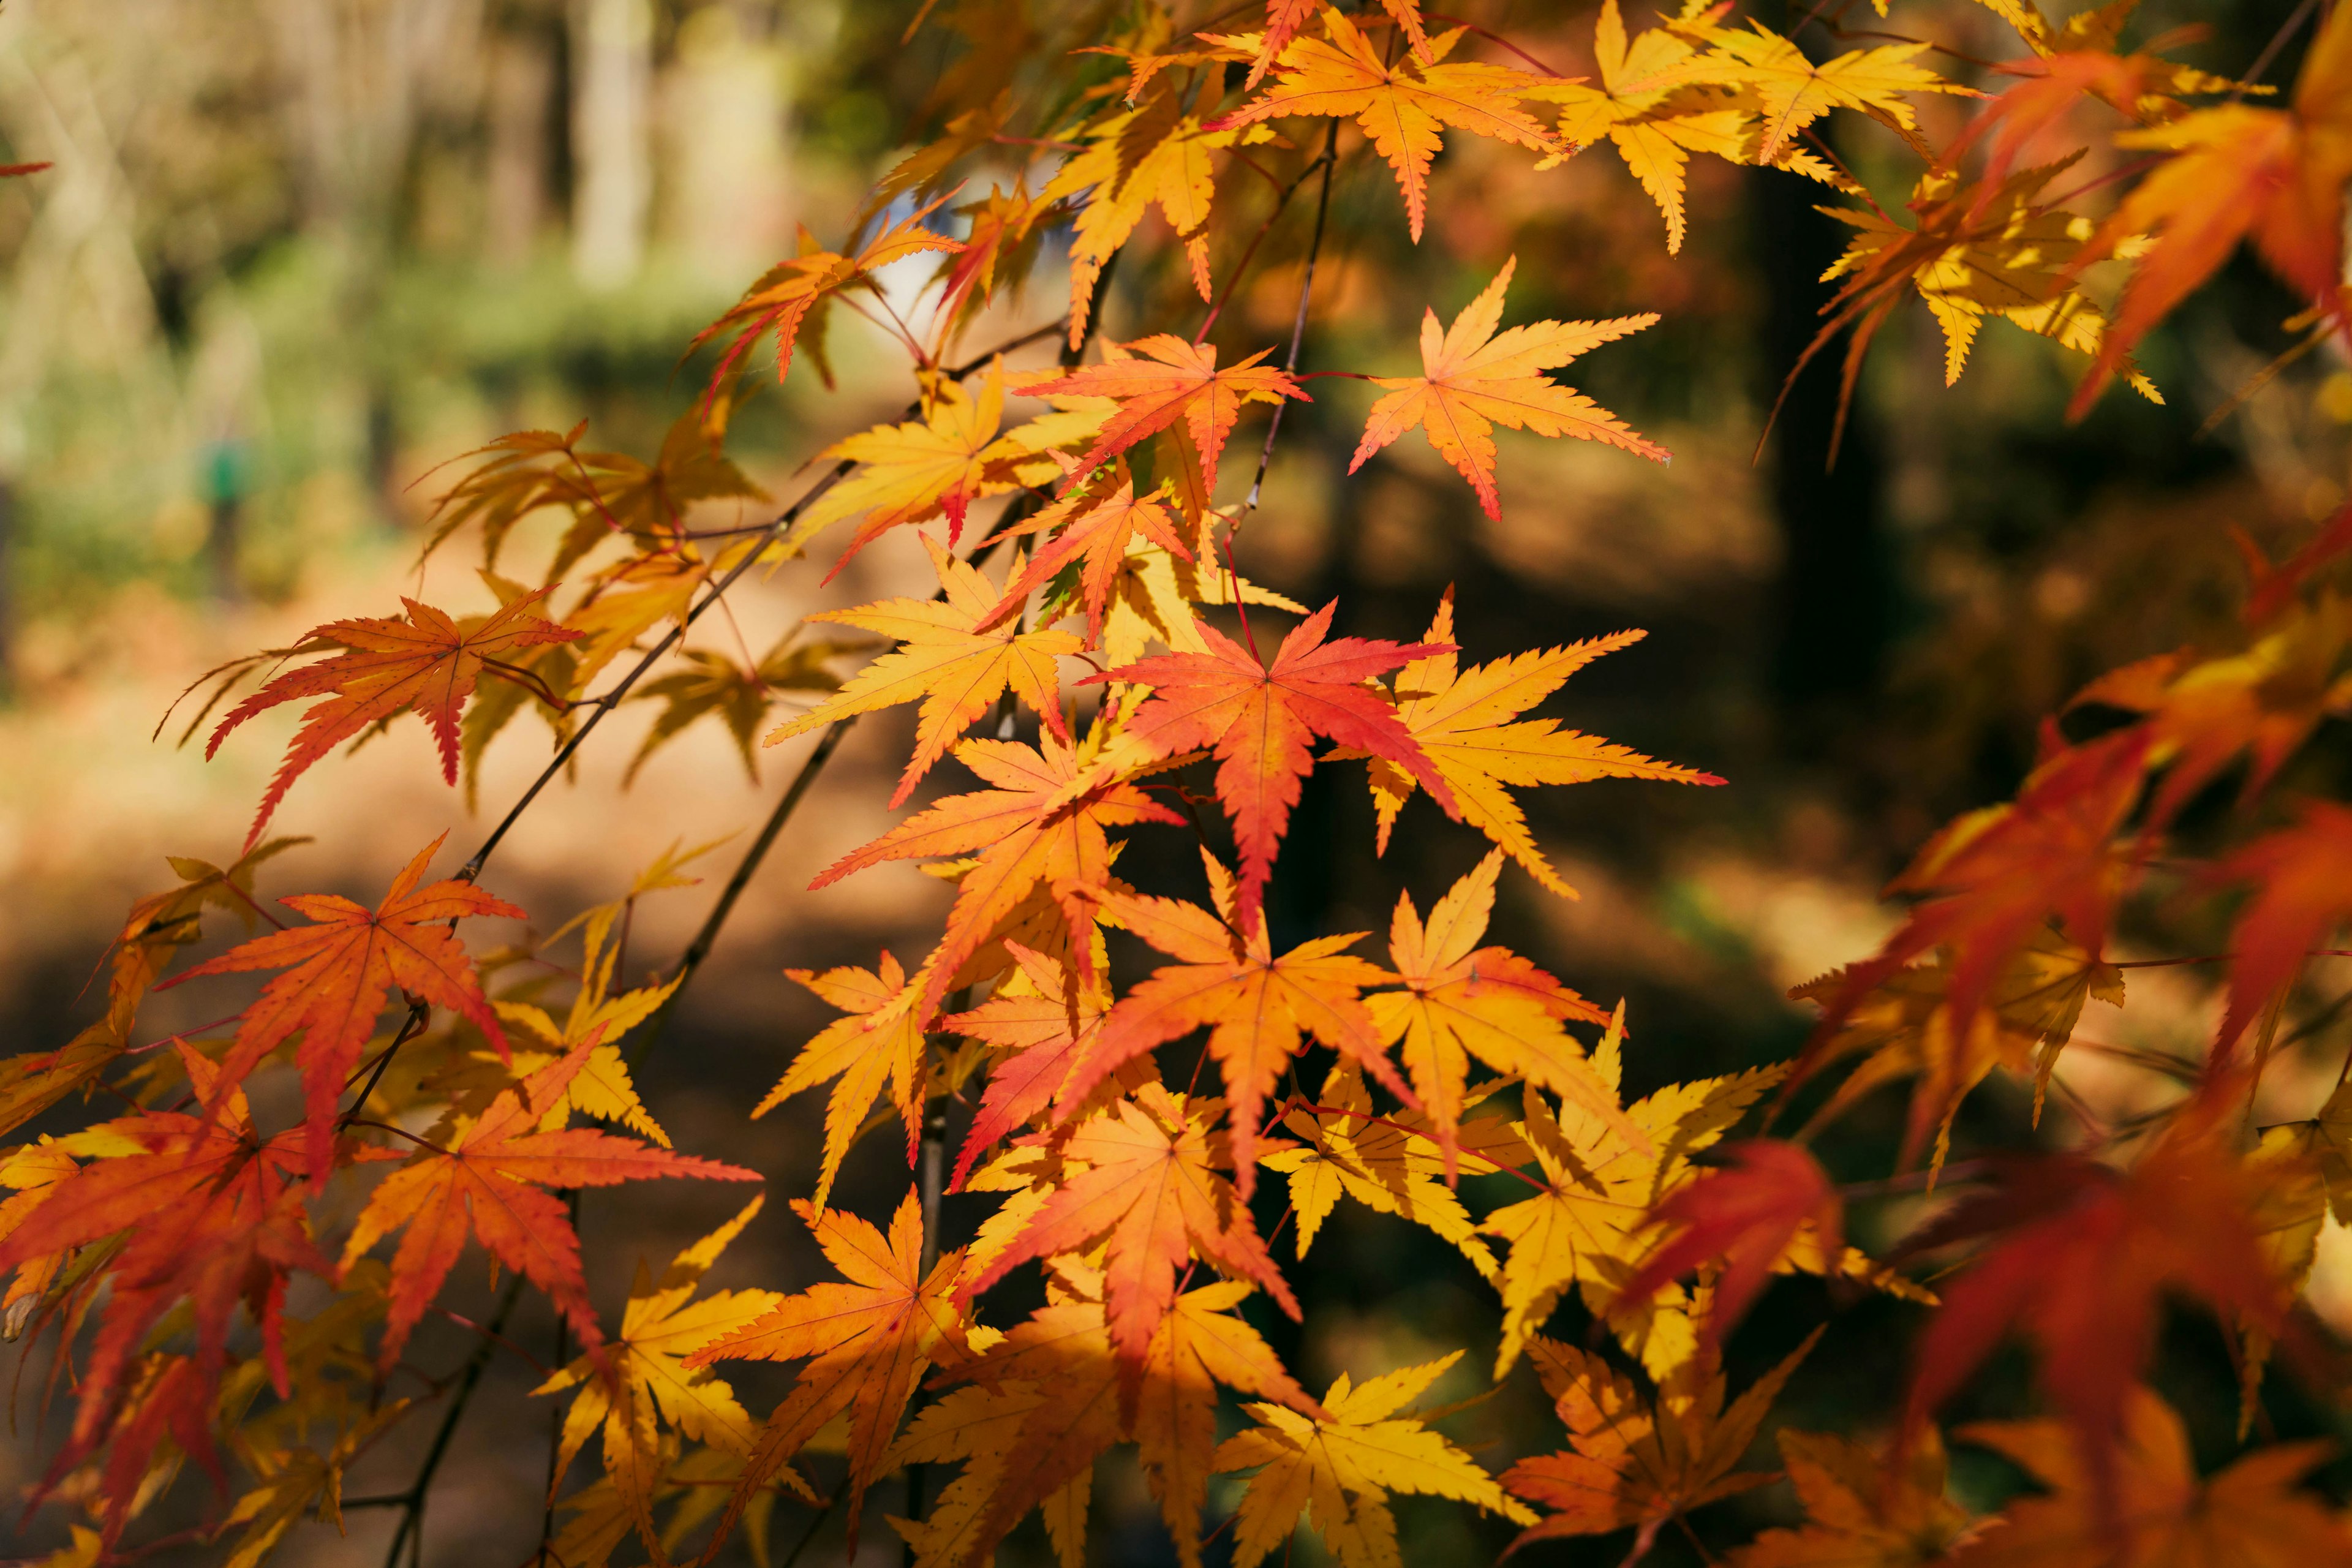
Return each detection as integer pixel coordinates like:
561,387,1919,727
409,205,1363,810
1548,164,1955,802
2,0,2350,1562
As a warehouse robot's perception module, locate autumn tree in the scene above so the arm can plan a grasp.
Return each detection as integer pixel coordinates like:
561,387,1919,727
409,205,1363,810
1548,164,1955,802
7,1,2352,1566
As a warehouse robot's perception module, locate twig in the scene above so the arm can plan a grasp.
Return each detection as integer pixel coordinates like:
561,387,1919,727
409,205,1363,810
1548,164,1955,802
1242,119,1342,514
623,718,860,1066
380,1274,527,1568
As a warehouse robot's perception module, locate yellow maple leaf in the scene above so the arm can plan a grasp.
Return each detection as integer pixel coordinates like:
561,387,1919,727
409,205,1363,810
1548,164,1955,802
1359,589,1722,898
766,534,1083,807
1369,850,1641,1173
1691,19,1975,165
1527,0,1758,252
1262,1063,1505,1278
1479,1012,1785,1378
788,364,1045,560
1214,1349,1534,1568
1042,77,1274,345
1210,9,1564,242
535,1197,788,1559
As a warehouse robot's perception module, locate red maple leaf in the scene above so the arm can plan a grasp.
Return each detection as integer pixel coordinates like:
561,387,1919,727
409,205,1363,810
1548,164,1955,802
206,590,579,846
1012,335,1306,503
166,835,523,1185
1094,603,1458,930
342,1040,760,1370
1612,1140,1841,1357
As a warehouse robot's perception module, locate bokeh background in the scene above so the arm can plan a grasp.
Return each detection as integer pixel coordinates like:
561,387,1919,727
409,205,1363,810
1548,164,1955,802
2,0,2350,1562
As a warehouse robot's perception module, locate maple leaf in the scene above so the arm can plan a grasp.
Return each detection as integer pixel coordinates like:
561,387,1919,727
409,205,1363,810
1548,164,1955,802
1096,603,1457,930
764,534,1082,807
0,1047,330,1520
2208,800,2352,1061
959,1084,1299,1385
1727,1427,1975,1567
1249,0,1434,88
1893,1107,2299,1507
1689,18,1974,167
1953,1387,2350,1566
1790,925,2124,1167
788,364,1037,558
1357,590,1722,898
536,1197,785,1560
756,952,930,1210
1264,1065,1539,1280
943,941,1119,1190
2068,1,2352,415
1371,850,1640,1175
688,200,962,403
1041,77,1272,346
165,835,523,1185
1798,161,2160,461
1211,10,1564,242
2068,594,2352,828
684,1189,971,1554
1480,1013,1787,1378
814,727,1181,1027
341,1040,758,1371
1524,0,1760,253
622,631,855,786
1216,1349,1534,1568
1612,1139,1841,1356
1502,1330,1818,1557
908,1282,1317,1568
1058,863,1413,1194
1800,729,2150,1111
205,590,579,847
1349,257,1667,517
984,472,1195,644
1011,335,1305,502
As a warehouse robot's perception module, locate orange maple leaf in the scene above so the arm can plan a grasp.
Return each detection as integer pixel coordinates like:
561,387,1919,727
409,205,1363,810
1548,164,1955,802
1612,1139,1841,1357
943,941,1121,1190
1372,851,1636,1178
958,1085,1300,1386
1012,335,1306,503
1096,603,1458,930
342,1040,758,1371
813,730,1181,1025
2068,1,2352,415
1210,9,1564,241
685,1189,971,1555
764,534,1082,808
1059,862,1412,1196
1250,0,1433,88
688,200,962,404
165,835,522,1185
984,473,1196,644
1349,257,1666,518
758,951,931,1210
205,590,579,848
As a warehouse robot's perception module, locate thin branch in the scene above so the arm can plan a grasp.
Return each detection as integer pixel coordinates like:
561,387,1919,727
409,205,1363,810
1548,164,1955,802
1242,118,1342,514
1196,149,1335,344
622,717,860,1066
380,1273,527,1568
